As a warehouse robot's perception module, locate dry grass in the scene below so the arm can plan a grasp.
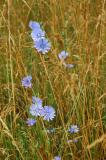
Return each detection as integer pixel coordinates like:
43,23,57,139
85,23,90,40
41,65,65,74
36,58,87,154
0,0,106,159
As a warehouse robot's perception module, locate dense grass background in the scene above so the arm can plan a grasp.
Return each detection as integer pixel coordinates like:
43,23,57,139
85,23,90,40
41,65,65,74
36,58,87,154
0,0,106,159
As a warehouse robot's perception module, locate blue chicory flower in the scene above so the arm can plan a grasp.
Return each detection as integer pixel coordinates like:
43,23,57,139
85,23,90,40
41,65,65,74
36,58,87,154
29,104,44,117
29,21,41,30
26,118,36,126
54,156,61,160
41,106,55,121
32,96,42,108
68,125,79,133
21,76,32,88
31,28,45,41
34,38,51,54
58,50,68,60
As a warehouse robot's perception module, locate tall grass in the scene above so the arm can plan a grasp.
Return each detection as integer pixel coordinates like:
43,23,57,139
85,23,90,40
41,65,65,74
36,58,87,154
0,0,106,159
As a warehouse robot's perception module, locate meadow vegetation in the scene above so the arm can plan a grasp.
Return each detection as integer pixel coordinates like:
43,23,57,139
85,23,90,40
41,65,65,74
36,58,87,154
0,0,106,159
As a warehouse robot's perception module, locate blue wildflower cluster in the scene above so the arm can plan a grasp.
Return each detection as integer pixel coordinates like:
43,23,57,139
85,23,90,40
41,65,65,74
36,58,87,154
58,50,74,68
20,20,80,159
29,20,74,70
29,21,51,54
21,76,55,125
68,125,79,133
58,50,68,60
29,96,55,122
66,125,79,144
